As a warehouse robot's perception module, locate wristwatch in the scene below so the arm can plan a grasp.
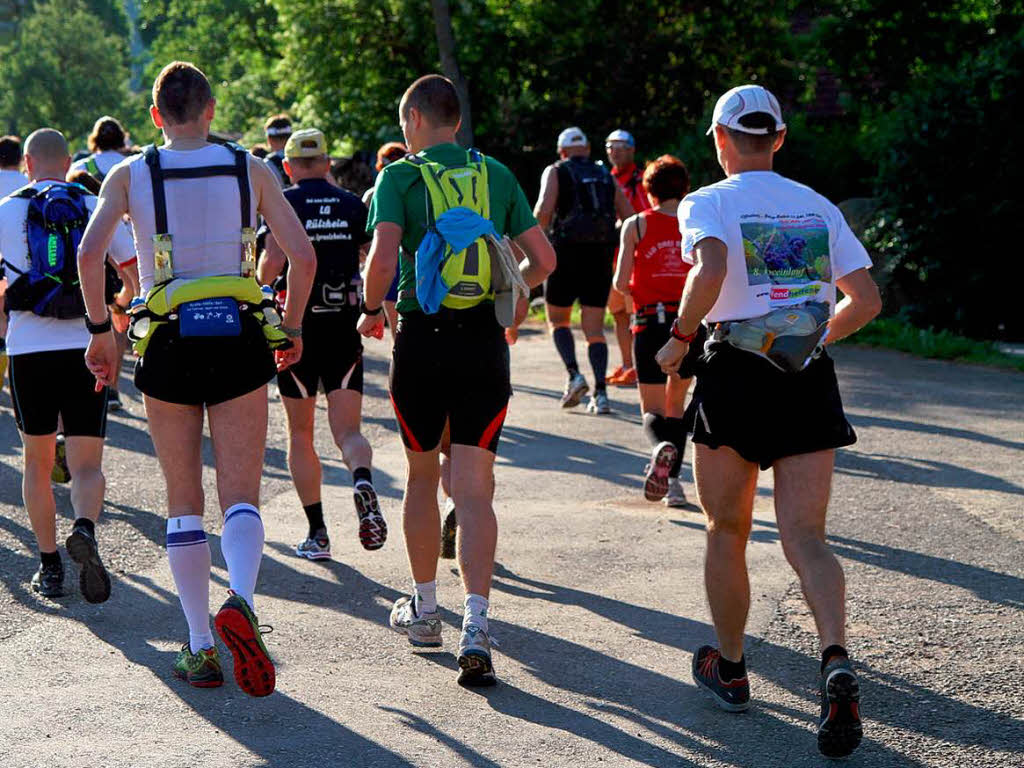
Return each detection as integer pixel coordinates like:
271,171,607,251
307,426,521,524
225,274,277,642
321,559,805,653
670,318,699,343
280,324,302,339
85,314,112,335
360,300,383,316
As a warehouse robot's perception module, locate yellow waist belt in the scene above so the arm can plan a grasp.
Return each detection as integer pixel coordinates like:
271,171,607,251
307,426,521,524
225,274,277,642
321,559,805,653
129,276,289,357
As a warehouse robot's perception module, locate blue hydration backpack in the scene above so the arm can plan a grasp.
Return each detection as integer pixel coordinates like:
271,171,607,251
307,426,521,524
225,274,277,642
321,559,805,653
4,184,91,318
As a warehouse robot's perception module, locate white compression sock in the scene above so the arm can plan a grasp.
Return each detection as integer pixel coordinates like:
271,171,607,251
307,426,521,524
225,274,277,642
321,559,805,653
166,515,214,653
464,593,489,633
220,503,265,609
414,580,437,615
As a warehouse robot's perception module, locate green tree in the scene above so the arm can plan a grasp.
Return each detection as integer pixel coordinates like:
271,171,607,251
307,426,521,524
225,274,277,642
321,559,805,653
138,0,282,141
0,0,130,144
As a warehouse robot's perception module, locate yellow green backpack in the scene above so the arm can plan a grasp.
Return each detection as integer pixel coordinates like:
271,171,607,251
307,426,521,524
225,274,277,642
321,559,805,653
405,149,492,309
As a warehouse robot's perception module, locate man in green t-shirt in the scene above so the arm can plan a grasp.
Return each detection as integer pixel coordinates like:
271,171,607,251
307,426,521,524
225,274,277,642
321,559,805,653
358,74,555,687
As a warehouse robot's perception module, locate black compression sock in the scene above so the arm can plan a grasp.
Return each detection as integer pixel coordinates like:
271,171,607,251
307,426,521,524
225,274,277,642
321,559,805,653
552,327,578,373
718,654,747,682
72,517,95,537
588,341,608,390
666,417,688,478
353,467,372,486
642,412,670,447
303,502,325,538
821,644,849,672
40,550,62,568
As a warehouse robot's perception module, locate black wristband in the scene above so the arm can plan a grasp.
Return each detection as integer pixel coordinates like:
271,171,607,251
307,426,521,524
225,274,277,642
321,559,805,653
85,315,112,335
360,300,383,316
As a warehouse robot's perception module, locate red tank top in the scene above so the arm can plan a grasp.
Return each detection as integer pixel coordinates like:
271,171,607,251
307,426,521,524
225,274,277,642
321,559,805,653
628,209,691,312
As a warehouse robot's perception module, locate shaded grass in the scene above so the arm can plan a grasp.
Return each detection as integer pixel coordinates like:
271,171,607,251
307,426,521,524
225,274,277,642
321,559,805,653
841,318,1024,372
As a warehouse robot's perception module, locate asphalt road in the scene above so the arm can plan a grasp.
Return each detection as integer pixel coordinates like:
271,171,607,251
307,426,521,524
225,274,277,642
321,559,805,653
0,330,1021,768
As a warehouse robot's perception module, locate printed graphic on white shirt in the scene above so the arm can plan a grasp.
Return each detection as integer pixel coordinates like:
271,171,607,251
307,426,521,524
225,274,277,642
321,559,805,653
740,213,832,306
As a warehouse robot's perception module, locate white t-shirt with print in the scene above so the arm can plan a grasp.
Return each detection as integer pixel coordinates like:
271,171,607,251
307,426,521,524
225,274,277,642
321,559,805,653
69,150,126,180
678,171,871,323
0,180,137,355
0,169,28,200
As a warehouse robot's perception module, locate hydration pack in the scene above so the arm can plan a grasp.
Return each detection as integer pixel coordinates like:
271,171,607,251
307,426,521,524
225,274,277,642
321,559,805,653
4,184,90,318
84,155,107,183
405,149,493,310
552,157,617,246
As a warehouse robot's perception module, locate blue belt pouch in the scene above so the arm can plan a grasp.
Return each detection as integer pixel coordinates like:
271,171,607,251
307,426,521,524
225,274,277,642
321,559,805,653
178,297,242,337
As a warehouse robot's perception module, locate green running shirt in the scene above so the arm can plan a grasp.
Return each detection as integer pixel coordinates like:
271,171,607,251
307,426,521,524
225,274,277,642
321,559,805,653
366,142,537,314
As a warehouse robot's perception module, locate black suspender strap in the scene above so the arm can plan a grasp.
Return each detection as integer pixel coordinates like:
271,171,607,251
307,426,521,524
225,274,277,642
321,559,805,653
144,145,169,235
144,145,253,234
233,146,251,228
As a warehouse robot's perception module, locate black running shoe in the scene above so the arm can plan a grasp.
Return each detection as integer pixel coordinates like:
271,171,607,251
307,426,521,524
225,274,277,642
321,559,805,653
65,525,112,604
107,389,123,412
692,645,751,712
440,504,457,560
31,562,64,598
818,657,863,758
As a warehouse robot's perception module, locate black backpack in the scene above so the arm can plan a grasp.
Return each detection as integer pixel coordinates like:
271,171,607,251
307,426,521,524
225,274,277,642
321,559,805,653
552,158,617,246
4,184,91,318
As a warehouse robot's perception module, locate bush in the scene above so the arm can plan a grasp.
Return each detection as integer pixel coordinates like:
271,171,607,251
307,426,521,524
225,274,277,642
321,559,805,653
862,29,1024,340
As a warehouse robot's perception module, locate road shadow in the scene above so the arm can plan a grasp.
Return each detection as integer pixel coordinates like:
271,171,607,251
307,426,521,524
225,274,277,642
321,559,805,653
834,449,1023,495
846,412,1024,453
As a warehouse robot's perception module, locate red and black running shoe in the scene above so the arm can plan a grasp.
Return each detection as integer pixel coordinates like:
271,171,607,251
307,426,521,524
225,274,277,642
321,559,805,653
354,483,387,551
818,657,863,758
691,645,751,712
214,591,276,697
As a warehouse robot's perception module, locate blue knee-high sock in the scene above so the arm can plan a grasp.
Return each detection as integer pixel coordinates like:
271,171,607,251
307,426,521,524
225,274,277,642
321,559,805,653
552,327,578,375
588,341,608,392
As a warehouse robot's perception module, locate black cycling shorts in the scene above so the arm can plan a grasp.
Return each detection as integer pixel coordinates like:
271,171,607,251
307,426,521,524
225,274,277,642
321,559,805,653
633,321,707,385
390,305,510,454
278,317,363,398
134,311,276,406
9,348,107,437
684,342,856,470
545,243,615,308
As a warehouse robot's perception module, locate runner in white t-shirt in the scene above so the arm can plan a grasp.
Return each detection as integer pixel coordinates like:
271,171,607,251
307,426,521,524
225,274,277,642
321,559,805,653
0,129,136,605
0,134,29,382
655,85,881,759
68,116,130,182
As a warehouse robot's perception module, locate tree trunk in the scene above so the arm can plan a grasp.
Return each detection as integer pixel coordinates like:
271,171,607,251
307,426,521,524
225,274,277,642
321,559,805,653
430,0,473,147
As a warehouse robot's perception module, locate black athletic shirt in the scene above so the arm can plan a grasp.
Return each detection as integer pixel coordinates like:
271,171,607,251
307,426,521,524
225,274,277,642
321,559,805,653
273,178,370,324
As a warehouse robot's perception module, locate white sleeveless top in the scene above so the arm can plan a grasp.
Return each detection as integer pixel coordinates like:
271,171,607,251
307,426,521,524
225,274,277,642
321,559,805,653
126,144,257,293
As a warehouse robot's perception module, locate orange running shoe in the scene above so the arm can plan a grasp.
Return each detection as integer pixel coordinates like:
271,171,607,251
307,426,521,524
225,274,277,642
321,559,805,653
606,365,626,384
612,367,637,386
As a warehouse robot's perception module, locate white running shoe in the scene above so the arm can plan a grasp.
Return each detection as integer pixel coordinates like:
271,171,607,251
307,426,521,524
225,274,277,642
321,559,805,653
586,391,611,415
389,596,442,648
560,372,589,408
457,623,496,687
663,477,688,508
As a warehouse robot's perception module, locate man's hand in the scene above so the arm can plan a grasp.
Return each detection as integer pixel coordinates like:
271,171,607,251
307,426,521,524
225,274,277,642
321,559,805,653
110,304,130,334
656,337,688,375
357,312,385,339
84,333,118,389
274,337,303,371
514,295,530,326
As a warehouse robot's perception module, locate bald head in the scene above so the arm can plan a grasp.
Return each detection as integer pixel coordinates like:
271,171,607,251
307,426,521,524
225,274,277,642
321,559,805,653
24,129,70,181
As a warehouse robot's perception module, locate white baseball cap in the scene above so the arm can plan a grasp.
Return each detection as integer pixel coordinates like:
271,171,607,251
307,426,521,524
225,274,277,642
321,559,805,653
605,129,635,147
707,85,786,135
557,127,588,149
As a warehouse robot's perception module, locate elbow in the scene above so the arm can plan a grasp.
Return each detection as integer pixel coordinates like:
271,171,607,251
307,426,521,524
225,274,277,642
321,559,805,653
537,242,557,279
866,287,883,321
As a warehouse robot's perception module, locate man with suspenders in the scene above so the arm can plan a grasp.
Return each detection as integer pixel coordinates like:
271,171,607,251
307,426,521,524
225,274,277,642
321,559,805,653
78,61,316,696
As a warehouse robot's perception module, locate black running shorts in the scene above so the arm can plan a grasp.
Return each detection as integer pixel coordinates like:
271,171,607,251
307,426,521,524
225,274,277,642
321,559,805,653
277,316,363,399
633,321,707,385
389,305,510,454
134,311,276,406
684,342,856,470
9,348,108,437
544,243,615,308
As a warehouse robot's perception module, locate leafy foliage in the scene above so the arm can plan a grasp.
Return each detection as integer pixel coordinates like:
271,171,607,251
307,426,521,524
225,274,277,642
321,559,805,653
0,0,130,144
